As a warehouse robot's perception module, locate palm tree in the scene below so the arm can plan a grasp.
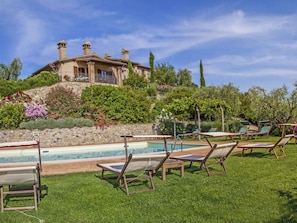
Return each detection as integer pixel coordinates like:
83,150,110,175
0,58,22,80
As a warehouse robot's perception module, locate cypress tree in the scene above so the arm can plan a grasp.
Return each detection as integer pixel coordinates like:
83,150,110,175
200,59,206,88
149,51,155,83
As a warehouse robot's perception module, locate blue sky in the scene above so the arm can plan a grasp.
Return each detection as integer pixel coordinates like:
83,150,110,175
1,0,297,92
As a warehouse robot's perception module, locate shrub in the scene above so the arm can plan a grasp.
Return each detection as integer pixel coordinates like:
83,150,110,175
0,72,59,99
81,85,152,124
24,103,47,120
157,84,175,94
45,85,82,118
0,79,30,98
185,123,197,133
158,120,185,135
19,118,93,130
155,108,173,123
154,109,178,135
23,71,60,89
2,90,32,103
0,103,25,129
147,83,158,97
82,104,113,128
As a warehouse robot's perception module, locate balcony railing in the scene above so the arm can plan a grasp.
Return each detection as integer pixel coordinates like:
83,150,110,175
95,75,117,85
71,73,117,85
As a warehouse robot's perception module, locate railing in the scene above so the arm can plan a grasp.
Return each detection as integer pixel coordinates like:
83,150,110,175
73,76,89,82
95,75,117,85
71,73,117,85
168,136,183,152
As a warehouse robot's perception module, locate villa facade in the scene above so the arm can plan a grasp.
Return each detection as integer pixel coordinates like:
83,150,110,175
32,40,150,86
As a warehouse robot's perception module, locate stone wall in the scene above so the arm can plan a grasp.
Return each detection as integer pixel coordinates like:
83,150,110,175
0,124,156,148
23,82,113,102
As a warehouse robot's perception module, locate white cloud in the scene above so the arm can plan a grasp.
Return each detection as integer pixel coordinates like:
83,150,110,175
14,14,47,57
2,1,297,91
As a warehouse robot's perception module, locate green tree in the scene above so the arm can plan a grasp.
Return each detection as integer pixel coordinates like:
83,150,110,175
0,58,22,80
200,59,206,88
244,86,272,124
149,51,155,83
154,62,177,86
243,85,297,125
177,69,196,87
165,96,228,131
163,86,196,104
123,61,148,89
193,86,232,121
219,83,242,120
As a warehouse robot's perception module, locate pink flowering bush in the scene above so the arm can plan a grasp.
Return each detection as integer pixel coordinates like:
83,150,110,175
24,103,48,120
45,85,82,118
82,104,113,129
95,108,114,129
157,84,175,94
2,91,32,103
157,84,175,91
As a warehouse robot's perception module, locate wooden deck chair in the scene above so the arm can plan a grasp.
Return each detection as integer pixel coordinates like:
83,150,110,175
177,128,199,139
235,127,248,139
97,153,169,195
171,142,238,176
208,127,217,132
246,125,271,139
238,134,294,159
0,164,41,212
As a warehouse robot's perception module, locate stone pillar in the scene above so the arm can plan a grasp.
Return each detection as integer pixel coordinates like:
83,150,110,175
87,61,95,83
117,67,123,86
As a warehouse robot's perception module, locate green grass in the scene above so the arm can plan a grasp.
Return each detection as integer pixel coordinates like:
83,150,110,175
1,137,297,223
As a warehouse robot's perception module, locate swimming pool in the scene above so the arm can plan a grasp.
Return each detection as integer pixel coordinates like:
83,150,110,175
0,142,206,164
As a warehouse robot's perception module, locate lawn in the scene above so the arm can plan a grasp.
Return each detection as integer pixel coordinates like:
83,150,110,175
1,137,297,223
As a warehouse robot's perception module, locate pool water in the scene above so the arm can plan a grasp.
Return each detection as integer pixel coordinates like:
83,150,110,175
0,142,205,164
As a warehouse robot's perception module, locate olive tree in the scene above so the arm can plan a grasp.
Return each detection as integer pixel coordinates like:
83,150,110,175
0,58,22,80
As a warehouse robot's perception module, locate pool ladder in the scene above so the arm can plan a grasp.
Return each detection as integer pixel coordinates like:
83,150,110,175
168,136,183,152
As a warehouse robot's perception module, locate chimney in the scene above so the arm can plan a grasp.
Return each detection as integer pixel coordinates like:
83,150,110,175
82,41,91,55
121,48,129,60
57,40,67,60
104,53,112,59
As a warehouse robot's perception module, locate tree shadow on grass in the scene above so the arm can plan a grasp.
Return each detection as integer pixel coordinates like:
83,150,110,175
266,188,297,223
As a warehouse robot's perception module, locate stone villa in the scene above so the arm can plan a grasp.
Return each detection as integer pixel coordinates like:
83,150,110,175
32,40,150,86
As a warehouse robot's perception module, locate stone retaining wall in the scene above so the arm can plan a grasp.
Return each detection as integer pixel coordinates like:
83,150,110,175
23,82,101,102
0,124,156,148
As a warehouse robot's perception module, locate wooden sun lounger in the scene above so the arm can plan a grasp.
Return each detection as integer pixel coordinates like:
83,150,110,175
0,164,41,212
171,142,238,176
246,125,272,139
97,153,170,195
238,135,293,159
